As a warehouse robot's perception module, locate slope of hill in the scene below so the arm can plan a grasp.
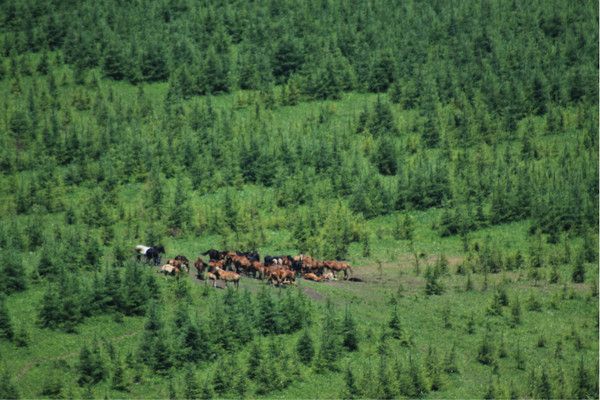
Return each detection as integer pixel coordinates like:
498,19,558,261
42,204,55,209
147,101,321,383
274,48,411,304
0,0,598,398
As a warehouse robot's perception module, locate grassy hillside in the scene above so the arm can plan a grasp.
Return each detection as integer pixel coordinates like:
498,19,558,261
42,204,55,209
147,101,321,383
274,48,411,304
0,0,598,398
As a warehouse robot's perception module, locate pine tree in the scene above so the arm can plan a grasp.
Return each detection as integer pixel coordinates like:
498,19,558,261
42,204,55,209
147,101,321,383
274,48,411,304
510,296,522,327
574,356,593,399
388,305,408,345
0,251,26,294
212,358,230,396
466,313,476,334
443,344,459,374
341,364,359,399
103,39,128,81
0,296,14,340
388,80,402,104
535,368,552,399
0,369,19,399
14,325,29,348
139,302,172,372
377,354,394,399
184,369,200,399
315,300,341,371
424,266,444,295
200,379,213,400
514,342,525,370
38,283,61,329
487,290,504,316
572,250,585,283
368,97,398,137
111,361,127,391
256,287,278,334
247,340,263,380
426,345,443,391
296,328,314,365
234,375,247,399
477,332,496,366
37,50,50,75
39,370,63,398
77,342,106,386
341,307,359,351
407,354,430,398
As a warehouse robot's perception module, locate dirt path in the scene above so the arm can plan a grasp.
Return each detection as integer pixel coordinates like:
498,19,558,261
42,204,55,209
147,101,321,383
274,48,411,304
301,286,324,300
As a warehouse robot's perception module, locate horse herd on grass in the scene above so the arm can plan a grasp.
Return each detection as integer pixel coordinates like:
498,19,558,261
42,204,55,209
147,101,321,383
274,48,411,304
134,245,354,288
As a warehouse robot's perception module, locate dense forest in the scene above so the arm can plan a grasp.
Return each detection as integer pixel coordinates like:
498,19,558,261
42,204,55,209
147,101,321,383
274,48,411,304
0,0,598,398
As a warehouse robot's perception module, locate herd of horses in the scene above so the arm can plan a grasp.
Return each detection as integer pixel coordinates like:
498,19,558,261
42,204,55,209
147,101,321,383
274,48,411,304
134,245,354,287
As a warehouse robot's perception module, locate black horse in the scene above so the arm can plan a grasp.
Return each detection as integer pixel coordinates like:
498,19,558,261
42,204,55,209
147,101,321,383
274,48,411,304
202,249,227,261
144,245,165,266
236,251,260,262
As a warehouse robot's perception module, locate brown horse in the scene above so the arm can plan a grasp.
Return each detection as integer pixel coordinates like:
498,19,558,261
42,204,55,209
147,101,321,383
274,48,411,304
215,267,240,288
267,267,295,286
299,255,325,275
160,264,180,276
209,259,226,271
206,271,218,287
194,257,208,278
249,261,264,279
174,255,190,270
324,261,353,280
228,255,252,274
303,272,322,282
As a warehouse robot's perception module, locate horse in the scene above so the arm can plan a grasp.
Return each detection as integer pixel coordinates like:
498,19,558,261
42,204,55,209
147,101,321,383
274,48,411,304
202,249,227,261
229,255,252,274
264,255,293,266
322,272,336,281
194,257,208,277
266,267,295,286
206,271,218,287
208,260,227,276
236,251,260,262
160,264,180,276
297,255,324,275
135,244,165,266
303,272,322,282
249,260,264,279
167,259,188,273
324,261,353,280
174,255,190,270
214,267,240,288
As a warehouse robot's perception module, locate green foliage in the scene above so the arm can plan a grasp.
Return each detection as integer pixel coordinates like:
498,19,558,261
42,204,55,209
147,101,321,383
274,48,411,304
572,250,586,283
510,296,522,327
477,331,496,366
296,328,314,365
342,364,360,399
0,251,26,294
425,265,444,295
315,300,341,372
0,296,14,340
0,1,597,398
0,369,19,399
341,307,359,351
139,302,172,372
77,342,106,386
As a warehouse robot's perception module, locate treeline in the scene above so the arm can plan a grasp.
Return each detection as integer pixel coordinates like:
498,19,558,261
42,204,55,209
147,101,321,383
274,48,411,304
1,0,598,107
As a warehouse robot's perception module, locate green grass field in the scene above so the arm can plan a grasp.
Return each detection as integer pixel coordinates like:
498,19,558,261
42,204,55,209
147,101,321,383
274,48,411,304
1,204,597,398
